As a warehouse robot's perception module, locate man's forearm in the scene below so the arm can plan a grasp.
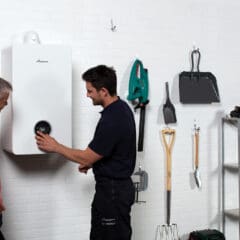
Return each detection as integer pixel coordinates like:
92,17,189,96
56,144,90,166
56,144,101,167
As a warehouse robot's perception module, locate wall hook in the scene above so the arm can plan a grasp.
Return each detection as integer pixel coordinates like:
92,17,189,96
192,44,199,52
110,19,117,32
193,119,200,132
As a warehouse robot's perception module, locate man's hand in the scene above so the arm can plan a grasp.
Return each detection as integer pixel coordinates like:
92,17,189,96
35,131,60,153
78,165,91,174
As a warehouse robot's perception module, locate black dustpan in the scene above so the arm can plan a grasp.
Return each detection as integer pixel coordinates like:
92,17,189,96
179,49,220,104
163,82,177,124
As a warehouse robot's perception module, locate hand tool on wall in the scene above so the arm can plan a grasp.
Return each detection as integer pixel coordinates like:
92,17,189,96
155,128,180,240
134,165,148,192
127,59,149,151
133,161,148,203
179,48,220,104
162,128,175,225
193,124,201,189
163,82,177,124
133,164,148,203
128,59,149,203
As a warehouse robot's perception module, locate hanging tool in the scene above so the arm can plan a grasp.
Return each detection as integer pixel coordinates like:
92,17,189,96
134,165,148,191
155,224,180,240
179,48,220,104
127,59,149,151
163,82,177,124
162,128,176,225
133,160,148,203
156,128,180,240
133,181,146,204
128,59,149,203
193,124,201,188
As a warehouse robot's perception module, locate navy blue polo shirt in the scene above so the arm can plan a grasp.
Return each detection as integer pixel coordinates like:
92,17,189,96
88,97,136,180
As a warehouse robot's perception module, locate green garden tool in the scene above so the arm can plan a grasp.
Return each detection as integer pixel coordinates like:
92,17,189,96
127,59,149,151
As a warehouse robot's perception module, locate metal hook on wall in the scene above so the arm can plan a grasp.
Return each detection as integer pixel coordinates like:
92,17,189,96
110,19,117,32
192,44,199,52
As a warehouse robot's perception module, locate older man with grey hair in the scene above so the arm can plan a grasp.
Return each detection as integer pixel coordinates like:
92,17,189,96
0,77,12,240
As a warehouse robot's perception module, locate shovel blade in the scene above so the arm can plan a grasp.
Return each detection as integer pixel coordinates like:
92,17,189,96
194,170,202,188
163,82,177,124
163,106,177,124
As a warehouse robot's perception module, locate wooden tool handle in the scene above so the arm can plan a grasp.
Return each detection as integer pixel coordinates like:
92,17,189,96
194,131,199,168
166,150,172,191
162,128,175,153
161,128,176,191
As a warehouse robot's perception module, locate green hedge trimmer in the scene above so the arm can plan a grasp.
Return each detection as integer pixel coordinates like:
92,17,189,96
127,59,149,152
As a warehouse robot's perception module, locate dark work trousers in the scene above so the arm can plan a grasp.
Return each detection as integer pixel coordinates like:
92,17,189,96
0,213,5,240
0,231,4,240
90,177,135,240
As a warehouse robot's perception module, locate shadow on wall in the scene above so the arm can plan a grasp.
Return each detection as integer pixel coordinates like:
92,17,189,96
3,151,67,173
119,60,133,100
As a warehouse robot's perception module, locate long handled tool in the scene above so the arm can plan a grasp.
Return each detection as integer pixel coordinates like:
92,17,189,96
155,128,179,240
128,59,149,203
162,128,175,225
193,125,201,188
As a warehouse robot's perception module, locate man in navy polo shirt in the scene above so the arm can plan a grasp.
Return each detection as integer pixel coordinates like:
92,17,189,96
36,65,136,240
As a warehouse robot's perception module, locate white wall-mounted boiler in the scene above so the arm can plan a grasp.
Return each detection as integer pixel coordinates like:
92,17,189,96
1,44,72,155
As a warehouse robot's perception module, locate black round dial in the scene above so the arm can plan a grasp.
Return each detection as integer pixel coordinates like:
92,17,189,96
34,121,51,134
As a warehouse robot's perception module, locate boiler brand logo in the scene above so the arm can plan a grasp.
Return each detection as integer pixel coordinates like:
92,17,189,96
36,59,48,63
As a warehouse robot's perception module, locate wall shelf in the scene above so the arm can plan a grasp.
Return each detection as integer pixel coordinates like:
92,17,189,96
225,209,239,218
221,117,240,238
224,163,239,171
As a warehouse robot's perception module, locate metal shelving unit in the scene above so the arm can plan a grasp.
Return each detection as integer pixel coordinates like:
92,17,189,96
221,117,240,237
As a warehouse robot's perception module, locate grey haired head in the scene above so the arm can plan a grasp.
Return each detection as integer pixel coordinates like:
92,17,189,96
0,78,12,97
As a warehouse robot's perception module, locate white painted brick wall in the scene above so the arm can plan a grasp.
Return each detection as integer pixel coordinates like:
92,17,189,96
0,0,239,239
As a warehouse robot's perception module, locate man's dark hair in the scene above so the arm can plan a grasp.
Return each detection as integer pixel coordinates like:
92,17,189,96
82,65,117,96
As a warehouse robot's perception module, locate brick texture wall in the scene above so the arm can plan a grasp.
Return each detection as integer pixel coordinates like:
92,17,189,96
0,0,239,239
